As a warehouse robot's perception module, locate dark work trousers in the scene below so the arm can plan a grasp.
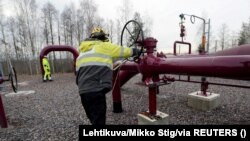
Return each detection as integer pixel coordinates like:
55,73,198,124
80,90,107,125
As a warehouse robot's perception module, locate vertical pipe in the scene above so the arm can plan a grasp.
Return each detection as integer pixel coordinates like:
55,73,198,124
112,70,122,113
173,41,192,55
207,19,211,52
174,45,177,55
149,86,157,115
0,95,7,128
202,18,206,53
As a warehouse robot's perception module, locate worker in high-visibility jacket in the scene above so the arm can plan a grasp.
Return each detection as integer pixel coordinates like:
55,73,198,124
76,27,139,125
42,56,52,82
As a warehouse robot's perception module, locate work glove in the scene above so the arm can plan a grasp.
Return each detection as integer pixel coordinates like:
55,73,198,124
131,48,141,57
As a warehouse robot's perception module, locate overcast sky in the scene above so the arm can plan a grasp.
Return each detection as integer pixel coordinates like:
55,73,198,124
3,0,250,53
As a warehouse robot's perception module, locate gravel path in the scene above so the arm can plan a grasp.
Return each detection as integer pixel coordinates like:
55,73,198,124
0,73,250,140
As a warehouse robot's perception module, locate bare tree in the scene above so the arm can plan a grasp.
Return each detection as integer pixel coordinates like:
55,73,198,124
42,2,58,45
80,0,98,36
229,31,238,47
0,16,8,57
41,2,59,73
12,0,42,74
218,23,230,50
7,17,19,60
61,8,68,45
75,9,85,45
0,1,9,60
14,0,38,58
61,4,75,46
42,8,49,45
115,19,121,45
57,17,61,45
69,3,76,46
120,0,133,25
117,0,133,45
141,14,152,37
107,20,114,43
238,19,250,45
132,12,152,38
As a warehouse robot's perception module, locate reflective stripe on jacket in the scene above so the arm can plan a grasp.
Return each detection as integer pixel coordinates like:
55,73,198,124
76,40,132,71
42,58,50,71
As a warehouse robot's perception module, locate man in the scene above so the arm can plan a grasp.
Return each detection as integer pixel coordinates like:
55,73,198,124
42,56,52,82
76,27,139,125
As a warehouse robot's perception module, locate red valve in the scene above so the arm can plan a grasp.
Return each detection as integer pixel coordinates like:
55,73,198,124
180,25,186,37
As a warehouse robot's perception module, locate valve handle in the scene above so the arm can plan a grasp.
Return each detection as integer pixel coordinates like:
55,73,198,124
120,20,145,61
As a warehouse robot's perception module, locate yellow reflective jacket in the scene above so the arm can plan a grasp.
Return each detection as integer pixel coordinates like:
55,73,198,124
76,39,134,93
42,58,50,72
76,40,133,71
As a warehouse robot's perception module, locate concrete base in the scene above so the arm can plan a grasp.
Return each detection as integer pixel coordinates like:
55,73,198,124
137,110,169,125
5,90,35,97
187,91,220,111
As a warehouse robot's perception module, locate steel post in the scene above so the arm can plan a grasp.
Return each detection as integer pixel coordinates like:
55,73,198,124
149,86,157,115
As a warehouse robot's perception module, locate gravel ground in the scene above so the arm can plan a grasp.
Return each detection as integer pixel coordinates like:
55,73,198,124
0,73,250,140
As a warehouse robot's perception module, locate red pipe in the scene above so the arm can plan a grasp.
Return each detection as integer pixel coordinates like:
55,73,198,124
0,95,7,128
120,62,140,72
119,62,139,85
112,62,139,113
140,54,250,81
211,44,250,56
39,45,79,76
173,41,192,80
176,79,250,89
113,44,250,115
112,70,122,113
